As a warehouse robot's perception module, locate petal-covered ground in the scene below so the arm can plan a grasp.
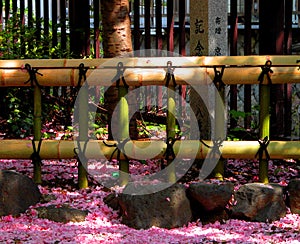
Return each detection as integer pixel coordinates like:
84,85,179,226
0,159,299,244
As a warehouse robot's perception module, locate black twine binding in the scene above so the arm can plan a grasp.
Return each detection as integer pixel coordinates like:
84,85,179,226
103,138,130,162
255,136,270,161
212,66,225,89
200,138,224,157
31,139,42,165
77,63,89,88
258,60,273,85
163,136,181,161
111,62,128,88
165,61,177,87
24,63,43,88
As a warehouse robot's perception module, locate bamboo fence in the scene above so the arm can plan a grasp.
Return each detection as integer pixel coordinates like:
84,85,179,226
1,55,300,187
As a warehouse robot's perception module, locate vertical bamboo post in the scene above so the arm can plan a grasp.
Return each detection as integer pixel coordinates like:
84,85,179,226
33,85,42,184
165,61,177,183
166,84,177,183
259,84,270,183
118,86,130,186
213,76,226,181
78,83,89,189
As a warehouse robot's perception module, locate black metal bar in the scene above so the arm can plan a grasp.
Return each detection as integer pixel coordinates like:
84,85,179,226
60,0,67,53
35,0,41,42
156,0,163,54
94,0,100,58
244,0,253,129
51,0,58,52
284,0,293,138
145,0,151,52
44,0,50,57
230,0,238,129
4,0,10,24
20,0,25,56
178,0,186,56
167,0,174,52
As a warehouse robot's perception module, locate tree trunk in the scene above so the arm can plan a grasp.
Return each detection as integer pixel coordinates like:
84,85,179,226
101,0,133,140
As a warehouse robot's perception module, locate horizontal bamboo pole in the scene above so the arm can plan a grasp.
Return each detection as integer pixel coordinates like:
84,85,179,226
1,139,300,160
1,56,300,86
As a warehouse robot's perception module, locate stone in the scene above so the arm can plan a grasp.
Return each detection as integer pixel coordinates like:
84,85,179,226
231,183,286,222
187,182,234,223
0,170,41,216
190,0,228,56
187,182,234,211
118,183,192,229
35,205,89,223
287,179,300,214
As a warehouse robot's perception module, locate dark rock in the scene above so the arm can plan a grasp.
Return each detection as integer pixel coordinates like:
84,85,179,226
103,192,120,211
287,179,300,214
187,181,234,223
40,194,57,203
36,205,89,223
0,170,41,216
187,181,234,211
118,183,192,229
231,183,286,222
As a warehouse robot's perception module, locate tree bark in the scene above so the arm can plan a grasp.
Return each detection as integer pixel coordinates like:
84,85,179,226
101,0,133,140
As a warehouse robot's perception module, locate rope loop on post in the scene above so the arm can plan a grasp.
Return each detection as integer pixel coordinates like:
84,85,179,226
200,138,224,157
111,62,129,88
163,136,181,161
255,136,271,161
164,61,177,87
212,66,225,90
77,63,89,88
258,60,273,85
24,63,43,88
103,138,130,162
31,139,43,166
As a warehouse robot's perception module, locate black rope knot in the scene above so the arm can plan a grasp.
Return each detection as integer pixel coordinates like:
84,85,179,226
213,66,225,89
31,139,42,165
103,138,130,162
165,61,177,87
112,62,128,88
200,138,224,156
24,63,43,88
78,63,89,88
258,60,273,85
164,136,180,161
255,136,270,161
